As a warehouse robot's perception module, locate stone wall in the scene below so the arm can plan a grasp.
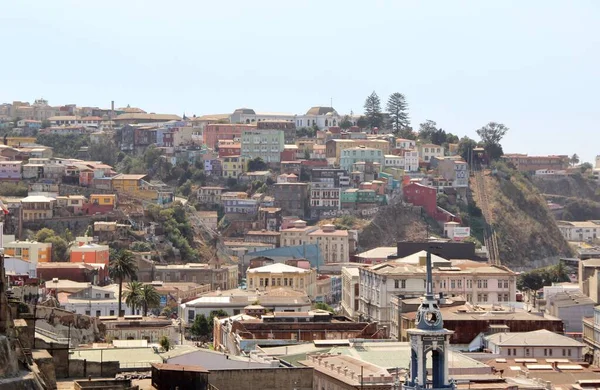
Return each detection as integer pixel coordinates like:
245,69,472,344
209,367,313,390
29,305,104,347
68,359,120,378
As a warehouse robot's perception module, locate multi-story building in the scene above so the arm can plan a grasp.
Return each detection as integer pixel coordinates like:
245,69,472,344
436,158,469,188
339,147,384,172
295,106,341,130
60,284,120,317
245,230,281,246
403,150,420,172
247,263,317,298
583,306,600,365
240,129,285,163
4,240,52,264
557,220,600,242
0,161,23,180
197,186,225,205
203,124,255,149
501,154,570,173
309,182,341,219
325,139,391,164
221,155,246,178
341,266,361,320
20,195,56,221
229,108,295,125
280,220,351,264
395,138,416,150
257,120,296,145
217,142,241,158
110,173,174,204
356,251,517,328
152,263,238,291
484,329,585,360
383,155,405,169
221,192,259,214
272,182,310,219
70,243,110,266
47,116,102,127
418,143,445,162
310,168,350,187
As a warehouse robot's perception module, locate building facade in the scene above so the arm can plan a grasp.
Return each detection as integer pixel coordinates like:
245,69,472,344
241,129,285,163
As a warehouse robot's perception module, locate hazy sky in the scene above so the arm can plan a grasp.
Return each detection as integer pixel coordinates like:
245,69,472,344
2,1,599,162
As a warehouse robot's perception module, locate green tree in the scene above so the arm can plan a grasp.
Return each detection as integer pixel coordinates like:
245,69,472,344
570,153,580,167
418,120,438,142
340,115,353,130
581,162,593,173
109,250,138,317
476,122,509,161
190,314,211,339
356,116,368,129
34,228,69,261
41,119,50,129
363,91,383,129
89,136,120,166
131,241,153,252
159,335,171,352
314,302,334,313
457,136,479,163
124,281,143,315
386,92,410,134
247,157,268,172
140,284,161,316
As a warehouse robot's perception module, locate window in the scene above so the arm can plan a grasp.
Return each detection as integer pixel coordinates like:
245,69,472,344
544,348,548,356
508,348,511,356
401,280,406,289
562,349,566,356
568,349,571,357
504,280,509,288
95,293,100,298
467,280,472,289
109,310,115,316
549,349,552,356
96,310,101,317
525,348,530,357
498,280,503,289
260,278,264,287
104,293,109,298
451,280,456,289
457,280,462,288
394,280,399,289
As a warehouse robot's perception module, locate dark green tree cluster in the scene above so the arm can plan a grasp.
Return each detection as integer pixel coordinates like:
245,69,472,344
146,203,199,261
190,309,229,340
124,281,161,316
247,157,268,172
297,127,317,138
314,302,335,313
89,136,122,166
363,91,383,129
36,133,90,158
386,92,410,134
417,120,459,147
0,182,28,196
34,228,73,262
516,262,570,292
476,122,509,161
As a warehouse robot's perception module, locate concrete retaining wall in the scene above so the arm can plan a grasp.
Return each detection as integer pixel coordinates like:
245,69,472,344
209,367,313,390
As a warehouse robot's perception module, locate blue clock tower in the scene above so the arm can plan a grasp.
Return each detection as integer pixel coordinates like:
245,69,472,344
403,250,455,390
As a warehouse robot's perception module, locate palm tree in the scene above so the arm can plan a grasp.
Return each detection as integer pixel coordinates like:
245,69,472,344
139,284,161,316
109,250,138,317
124,281,143,315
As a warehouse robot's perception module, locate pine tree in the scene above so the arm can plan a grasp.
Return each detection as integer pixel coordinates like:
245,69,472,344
363,91,383,130
386,92,410,134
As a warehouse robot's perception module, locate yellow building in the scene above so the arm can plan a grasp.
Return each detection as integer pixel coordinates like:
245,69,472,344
89,194,117,208
4,240,53,263
325,139,391,163
110,174,173,204
221,155,246,178
246,263,317,299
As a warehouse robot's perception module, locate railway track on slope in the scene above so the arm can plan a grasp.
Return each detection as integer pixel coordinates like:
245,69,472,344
473,170,501,266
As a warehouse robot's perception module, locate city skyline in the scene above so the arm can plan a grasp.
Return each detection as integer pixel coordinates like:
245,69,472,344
2,1,599,162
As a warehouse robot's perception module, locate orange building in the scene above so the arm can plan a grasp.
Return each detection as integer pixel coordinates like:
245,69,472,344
4,240,52,263
70,243,110,265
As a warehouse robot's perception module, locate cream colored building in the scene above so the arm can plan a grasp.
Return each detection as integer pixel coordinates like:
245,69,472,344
557,220,600,242
356,251,517,328
247,262,317,299
341,266,361,320
20,195,56,221
418,143,445,162
280,220,351,264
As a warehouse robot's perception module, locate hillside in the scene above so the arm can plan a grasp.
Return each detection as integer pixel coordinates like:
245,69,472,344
357,203,431,250
531,173,599,200
531,174,600,221
471,164,574,269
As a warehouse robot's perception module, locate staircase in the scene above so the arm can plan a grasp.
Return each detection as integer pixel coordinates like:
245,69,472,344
473,170,501,266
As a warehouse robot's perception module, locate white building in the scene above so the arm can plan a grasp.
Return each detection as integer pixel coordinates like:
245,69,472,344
356,251,517,327
230,108,295,124
294,106,341,130
557,220,600,242
247,262,317,299
404,150,420,172
484,329,585,359
418,143,445,162
396,138,416,150
59,284,121,317
341,266,361,320
180,288,311,323
383,155,405,169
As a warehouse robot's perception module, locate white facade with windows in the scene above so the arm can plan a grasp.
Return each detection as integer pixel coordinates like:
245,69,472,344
557,220,600,242
61,285,121,317
418,143,445,162
484,329,584,359
396,138,416,150
355,251,517,327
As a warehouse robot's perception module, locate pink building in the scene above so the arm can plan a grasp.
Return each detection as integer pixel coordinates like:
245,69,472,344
203,124,256,149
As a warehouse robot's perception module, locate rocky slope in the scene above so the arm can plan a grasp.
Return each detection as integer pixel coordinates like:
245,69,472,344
471,164,574,269
357,203,431,250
